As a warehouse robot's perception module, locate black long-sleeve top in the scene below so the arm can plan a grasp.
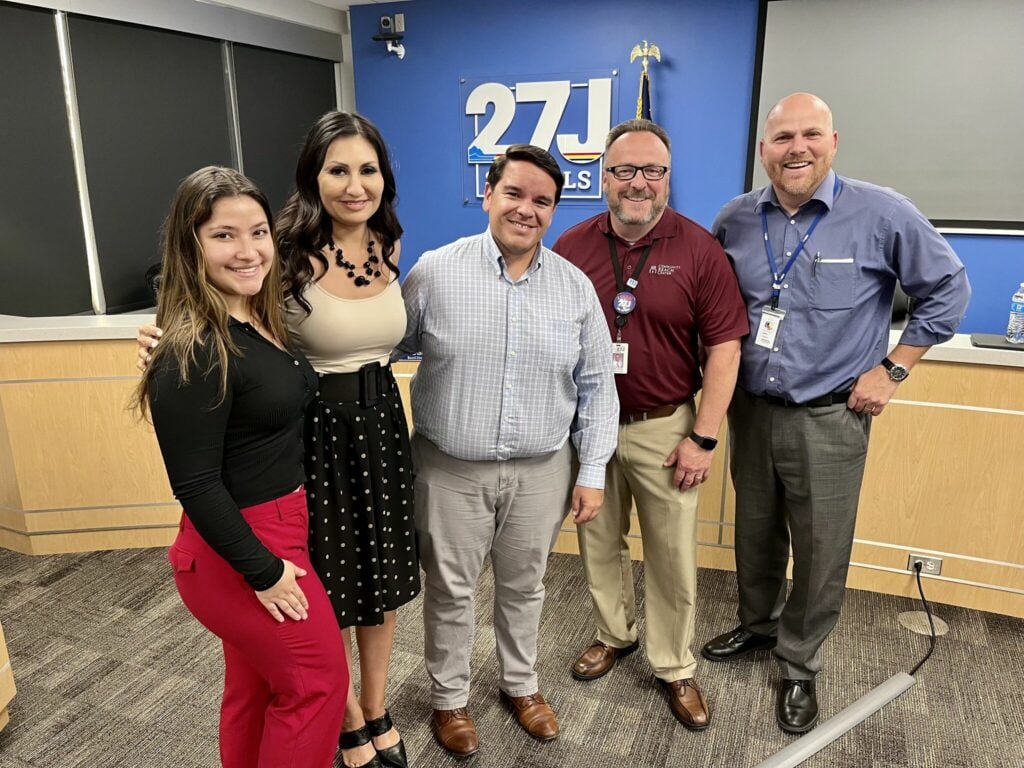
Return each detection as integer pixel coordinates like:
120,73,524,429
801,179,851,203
149,319,315,590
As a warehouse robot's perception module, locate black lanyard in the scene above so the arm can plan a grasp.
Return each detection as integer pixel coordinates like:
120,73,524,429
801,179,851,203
607,235,653,340
760,176,841,310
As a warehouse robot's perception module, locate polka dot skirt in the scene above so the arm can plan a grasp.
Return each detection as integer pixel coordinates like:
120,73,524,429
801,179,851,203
305,371,420,628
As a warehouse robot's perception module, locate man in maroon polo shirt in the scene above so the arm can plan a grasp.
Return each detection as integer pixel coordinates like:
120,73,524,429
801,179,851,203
553,119,747,730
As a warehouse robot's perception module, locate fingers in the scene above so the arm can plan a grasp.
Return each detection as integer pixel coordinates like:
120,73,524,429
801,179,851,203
275,594,308,622
136,327,160,371
264,586,309,622
675,467,707,492
256,561,309,621
851,399,883,415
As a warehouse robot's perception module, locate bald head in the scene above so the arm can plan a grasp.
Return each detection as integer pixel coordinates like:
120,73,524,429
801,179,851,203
765,92,834,134
759,92,839,212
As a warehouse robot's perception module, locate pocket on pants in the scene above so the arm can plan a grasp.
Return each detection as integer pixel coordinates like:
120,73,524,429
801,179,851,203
168,546,196,574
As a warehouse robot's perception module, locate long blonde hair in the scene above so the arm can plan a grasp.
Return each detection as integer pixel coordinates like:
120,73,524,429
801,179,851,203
133,166,288,418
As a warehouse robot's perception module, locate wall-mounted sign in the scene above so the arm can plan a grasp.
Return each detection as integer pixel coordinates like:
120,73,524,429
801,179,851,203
461,71,617,203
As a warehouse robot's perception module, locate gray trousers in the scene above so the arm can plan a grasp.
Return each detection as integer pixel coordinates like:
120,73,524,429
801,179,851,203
729,388,871,680
412,433,571,708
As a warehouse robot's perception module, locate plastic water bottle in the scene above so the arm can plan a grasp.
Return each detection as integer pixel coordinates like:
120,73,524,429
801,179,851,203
1008,283,1024,344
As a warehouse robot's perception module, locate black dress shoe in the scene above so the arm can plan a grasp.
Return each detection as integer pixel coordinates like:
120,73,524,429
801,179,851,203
701,626,776,662
365,710,408,768
339,725,384,767
776,678,818,733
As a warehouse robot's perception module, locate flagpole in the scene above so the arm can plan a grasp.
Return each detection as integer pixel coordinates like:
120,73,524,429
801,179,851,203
630,41,661,120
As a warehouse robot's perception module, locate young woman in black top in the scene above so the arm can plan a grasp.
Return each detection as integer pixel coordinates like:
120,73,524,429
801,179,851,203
134,166,347,768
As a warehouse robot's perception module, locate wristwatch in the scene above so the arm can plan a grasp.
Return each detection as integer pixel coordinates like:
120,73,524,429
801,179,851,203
881,357,909,382
688,432,718,451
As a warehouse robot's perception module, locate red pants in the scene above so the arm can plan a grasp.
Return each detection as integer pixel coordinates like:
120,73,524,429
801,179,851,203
169,488,348,768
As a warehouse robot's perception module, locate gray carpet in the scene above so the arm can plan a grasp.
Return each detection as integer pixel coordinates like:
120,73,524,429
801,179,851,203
0,547,1021,767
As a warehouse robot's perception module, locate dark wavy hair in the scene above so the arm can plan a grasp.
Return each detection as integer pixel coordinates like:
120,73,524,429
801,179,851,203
277,111,403,313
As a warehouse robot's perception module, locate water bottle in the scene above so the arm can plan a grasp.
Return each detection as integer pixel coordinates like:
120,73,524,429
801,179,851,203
1008,283,1024,344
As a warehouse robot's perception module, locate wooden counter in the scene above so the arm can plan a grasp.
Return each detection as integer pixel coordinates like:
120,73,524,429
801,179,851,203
0,336,178,554
0,618,14,731
2,316,1022,617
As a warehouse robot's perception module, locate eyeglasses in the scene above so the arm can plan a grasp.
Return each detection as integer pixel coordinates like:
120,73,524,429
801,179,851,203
605,165,670,181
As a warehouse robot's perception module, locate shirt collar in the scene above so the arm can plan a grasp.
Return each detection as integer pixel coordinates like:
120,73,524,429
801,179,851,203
596,207,680,245
755,169,838,214
483,228,544,278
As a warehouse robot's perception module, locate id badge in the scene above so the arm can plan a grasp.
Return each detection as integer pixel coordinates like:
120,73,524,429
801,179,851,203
755,308,785,349
612,342,629,374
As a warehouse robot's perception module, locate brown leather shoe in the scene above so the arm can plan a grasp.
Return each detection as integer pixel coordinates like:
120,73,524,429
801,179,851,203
657,677,710,731
499,690,559,741
572,639,640,681
431,708,479,758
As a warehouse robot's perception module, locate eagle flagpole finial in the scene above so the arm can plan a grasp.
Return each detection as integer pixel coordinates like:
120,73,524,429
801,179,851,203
629,40,661,74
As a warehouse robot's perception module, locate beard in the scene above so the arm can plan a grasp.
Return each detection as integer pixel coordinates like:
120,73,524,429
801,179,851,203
609,192,667,228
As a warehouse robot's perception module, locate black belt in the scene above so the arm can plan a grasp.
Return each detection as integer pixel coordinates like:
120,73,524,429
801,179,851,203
754,390,851,408
317,362,392,408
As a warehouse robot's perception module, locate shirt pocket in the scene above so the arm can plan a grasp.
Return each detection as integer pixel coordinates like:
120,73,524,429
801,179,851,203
810,257,856,310
540,320,581,372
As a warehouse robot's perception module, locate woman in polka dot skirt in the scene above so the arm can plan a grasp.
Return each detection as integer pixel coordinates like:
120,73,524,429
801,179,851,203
278,112,420,768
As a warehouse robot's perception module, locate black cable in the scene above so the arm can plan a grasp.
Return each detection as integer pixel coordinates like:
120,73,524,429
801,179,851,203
908,560,938,676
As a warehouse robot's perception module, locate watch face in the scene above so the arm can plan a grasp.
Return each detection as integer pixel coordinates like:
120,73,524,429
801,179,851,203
889,365,909,382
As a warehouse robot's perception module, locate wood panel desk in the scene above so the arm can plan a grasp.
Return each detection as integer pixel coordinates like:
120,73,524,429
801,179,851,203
2,317,1022,618
0,618,14,731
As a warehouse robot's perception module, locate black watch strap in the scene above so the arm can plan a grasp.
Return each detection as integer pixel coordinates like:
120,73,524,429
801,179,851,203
688,432,718,451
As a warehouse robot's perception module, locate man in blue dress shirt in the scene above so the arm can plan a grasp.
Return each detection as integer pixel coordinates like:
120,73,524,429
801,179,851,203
702,93,970,733
397,144,619,757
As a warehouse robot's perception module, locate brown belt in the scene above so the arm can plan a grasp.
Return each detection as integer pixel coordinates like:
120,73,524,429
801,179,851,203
619,402,685,425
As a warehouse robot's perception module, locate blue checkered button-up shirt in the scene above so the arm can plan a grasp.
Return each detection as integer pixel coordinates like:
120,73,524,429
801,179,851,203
396,230,619,489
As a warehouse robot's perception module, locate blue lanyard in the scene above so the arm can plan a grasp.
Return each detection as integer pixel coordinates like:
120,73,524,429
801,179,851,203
760,176,841,310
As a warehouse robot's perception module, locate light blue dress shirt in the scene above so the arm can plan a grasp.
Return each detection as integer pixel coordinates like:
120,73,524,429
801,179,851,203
396,230,619,489
714,171,971,403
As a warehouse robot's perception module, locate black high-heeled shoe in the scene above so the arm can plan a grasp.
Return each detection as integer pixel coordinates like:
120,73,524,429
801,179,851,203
338,725,383,768
365,710,409,768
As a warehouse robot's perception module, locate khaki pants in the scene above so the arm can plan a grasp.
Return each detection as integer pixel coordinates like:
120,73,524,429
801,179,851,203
577,403,699,682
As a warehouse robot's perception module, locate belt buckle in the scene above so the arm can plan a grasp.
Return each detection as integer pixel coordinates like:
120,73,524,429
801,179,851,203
625,411,649,425
359,362,384,408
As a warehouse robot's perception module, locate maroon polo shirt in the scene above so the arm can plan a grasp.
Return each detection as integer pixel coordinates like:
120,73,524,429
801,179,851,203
554,209,748,413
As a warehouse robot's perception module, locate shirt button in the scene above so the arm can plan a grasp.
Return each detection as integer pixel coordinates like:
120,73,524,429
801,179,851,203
293,360,299,366
785,251,792,257
510,350,517,356
789,219,796,225
773,347,779,352
769,376,776,382
783,284,789,289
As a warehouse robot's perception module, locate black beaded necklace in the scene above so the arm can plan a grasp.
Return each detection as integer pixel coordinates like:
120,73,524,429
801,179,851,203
328,238,381,287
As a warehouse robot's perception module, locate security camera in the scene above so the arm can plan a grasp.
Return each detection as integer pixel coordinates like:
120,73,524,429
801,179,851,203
374,14,402,42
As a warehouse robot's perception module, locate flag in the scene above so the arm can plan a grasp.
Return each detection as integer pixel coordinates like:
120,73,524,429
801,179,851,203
636,69,652,120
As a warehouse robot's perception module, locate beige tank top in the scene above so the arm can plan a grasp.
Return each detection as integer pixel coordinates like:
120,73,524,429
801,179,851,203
286,277,407,374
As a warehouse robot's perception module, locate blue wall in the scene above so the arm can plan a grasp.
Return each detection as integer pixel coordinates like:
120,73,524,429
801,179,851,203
350,0,1022,334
